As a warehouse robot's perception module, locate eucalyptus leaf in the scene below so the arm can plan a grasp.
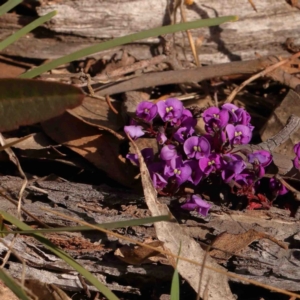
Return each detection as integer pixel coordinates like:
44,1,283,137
0,78,84,132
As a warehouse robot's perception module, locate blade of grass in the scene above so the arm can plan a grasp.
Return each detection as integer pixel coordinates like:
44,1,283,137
170,244,181,300
0,214,171,234
0,268,31,300
0,10,57,51
0,0,22,17
20,15,238,79
0,211,120,300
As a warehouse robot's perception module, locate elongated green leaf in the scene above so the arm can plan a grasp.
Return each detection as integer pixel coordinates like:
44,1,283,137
1,210,119,300
0,78,84,132
170,243,181,300
0,214,170,234
0,11,56,51
0,0,22,17
0,268,31,300
20,15,238,79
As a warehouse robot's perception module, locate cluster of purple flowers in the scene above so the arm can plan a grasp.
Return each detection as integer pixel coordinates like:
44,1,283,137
124,98,293,216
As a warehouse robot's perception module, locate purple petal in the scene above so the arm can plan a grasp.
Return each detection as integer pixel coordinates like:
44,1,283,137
181,202,198,211
124,125,144,139
183,136,210,159
185,160,203,185
160,145,177,161
136,101,158,122
248,150,272,167
175,164,192,185
294,142,300,158
225,124,235,143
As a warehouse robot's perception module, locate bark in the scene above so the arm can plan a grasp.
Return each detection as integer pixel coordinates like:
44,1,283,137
0,0,299,63
0,176,299,297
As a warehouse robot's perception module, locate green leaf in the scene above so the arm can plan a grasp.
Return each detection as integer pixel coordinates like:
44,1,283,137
170,243,182,300
1,210,120,300
0,11,57,51
20,15,238,79
0,214,171,234
0,268,31,300
0,0,22,17
0,78,84,132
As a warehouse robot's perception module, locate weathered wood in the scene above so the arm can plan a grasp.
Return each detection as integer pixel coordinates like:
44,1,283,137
0,176,299,297
0,0,299,63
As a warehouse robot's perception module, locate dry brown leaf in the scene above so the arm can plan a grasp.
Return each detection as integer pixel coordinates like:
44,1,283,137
129,137,235,300
42,113,136,186
5,133,55,150
69,96,124,131
0,280,19,300
210,229,288,263
114,240,166,265
25,279,71,300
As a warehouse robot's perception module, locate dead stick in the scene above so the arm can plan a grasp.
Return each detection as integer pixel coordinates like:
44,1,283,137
94,55,295,96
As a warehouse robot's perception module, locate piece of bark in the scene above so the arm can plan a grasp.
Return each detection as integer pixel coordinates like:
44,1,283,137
0,176,299,295
0,1,299,64
260,88,300,159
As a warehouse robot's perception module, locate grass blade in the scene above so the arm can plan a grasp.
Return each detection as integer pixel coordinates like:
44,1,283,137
0,214,171,234
0,0,22,17
170,244,181,300
0,10,57,51
1,210,120,300
20,15,238,79
0,268,31,300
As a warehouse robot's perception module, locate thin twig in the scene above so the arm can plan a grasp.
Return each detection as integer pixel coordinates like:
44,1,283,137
225,51,300,103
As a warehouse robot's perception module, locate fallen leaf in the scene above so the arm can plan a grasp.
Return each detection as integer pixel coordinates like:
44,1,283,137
69,95,124,131
0,280,19,300
0,78,84,132
25,279,71,300
114,240,166,265
42,112,137,186
129,136,235,300
210,229,288,263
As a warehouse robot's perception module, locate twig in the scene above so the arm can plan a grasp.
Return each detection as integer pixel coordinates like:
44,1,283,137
275,174,300,201
225,51,300,103
105,95,119,115
94,55,299,96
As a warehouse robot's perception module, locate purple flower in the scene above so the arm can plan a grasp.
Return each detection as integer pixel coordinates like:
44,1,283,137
178,109,197,133
222,104,251,126
248,150,272,167
181,195,211,216
234,170,255,186
199,153,223,175
157,98,183,125
222,103,239,123
164,156,192,186
136,101,157,122
174,127,188,143
221,154,246,182
185,160,204,185
202,107,229,132
157,127,167,145
293,142,300,169
225,124,252,145
160,144,177,161
148,162,168,190
126,148,154,166
124,125,144,139
235,108,251,126
183,136,210,159
269,178,288,195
